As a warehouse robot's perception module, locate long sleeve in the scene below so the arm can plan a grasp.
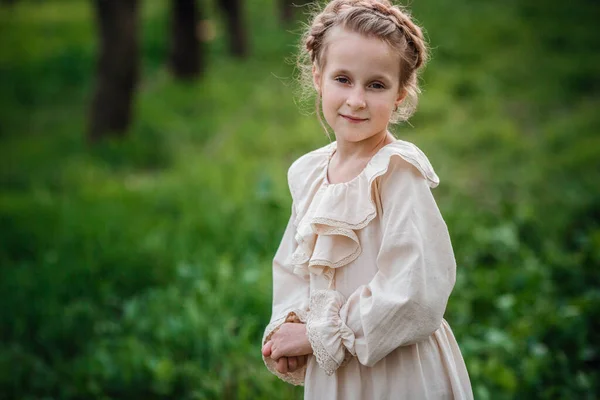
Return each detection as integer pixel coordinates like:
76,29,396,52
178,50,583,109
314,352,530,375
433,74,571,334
261,204,311,385
305,160,457,374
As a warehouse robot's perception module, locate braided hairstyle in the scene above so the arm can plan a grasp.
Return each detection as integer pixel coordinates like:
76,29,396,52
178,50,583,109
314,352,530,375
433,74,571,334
298,0,428,124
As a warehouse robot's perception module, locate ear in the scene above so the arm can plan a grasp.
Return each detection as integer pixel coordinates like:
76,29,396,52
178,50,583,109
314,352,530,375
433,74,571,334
395,88,408,108
312,65,322,95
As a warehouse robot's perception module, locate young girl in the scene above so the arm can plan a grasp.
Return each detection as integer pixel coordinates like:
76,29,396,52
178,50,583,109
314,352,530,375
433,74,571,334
261,1,473,398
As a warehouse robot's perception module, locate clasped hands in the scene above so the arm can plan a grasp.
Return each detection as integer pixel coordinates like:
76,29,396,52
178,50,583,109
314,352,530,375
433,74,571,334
262,321,313,374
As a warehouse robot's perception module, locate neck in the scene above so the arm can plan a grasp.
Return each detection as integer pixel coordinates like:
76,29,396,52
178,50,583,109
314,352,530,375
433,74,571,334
333,131,395,162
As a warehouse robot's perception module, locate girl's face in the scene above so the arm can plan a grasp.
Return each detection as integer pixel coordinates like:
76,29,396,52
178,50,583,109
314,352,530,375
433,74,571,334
313,27,405,144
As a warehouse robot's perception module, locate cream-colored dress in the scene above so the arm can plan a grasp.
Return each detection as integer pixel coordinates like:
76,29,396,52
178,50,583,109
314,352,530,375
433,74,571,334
262,140,473,400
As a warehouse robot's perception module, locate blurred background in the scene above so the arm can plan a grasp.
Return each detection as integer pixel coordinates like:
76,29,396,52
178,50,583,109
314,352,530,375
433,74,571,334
0,0,598,398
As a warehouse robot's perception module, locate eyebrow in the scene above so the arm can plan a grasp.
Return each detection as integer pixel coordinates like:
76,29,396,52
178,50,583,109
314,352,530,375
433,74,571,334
331,69,392,82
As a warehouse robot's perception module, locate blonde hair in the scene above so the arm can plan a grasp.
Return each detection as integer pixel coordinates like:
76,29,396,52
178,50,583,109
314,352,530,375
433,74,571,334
297,0,428,128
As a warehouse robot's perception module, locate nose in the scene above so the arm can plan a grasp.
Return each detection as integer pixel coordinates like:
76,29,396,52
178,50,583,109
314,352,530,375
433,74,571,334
346,86,366,110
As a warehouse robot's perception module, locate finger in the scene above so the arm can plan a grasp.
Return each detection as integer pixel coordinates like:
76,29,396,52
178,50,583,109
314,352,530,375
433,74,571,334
276,357,289,374
298,355,307,368
288,356,298,372
262,341,272,357
270,346,281,361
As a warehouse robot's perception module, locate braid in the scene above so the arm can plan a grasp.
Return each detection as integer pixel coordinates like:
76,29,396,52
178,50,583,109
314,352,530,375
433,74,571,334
305,9,336,63
381,6,428,69
343,0,427,69
304,1,350,63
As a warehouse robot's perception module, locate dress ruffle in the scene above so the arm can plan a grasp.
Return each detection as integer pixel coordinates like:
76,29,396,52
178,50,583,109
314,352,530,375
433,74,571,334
285,139,439,282
306,290,356,375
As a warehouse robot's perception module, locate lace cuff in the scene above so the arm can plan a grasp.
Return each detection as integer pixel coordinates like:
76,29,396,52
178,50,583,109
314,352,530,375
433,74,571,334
262,309,308,386
306,290,356,376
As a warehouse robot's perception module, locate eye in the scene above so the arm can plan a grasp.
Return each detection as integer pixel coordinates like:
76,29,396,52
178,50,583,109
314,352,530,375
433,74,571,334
334,76,350,84
369,82,386,90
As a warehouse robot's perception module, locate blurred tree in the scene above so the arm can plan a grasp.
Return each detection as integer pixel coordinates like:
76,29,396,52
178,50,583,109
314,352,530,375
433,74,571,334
280,0,310,24
88,0,140,142
169,0,203,80
218,0,247,57
280,0,295,24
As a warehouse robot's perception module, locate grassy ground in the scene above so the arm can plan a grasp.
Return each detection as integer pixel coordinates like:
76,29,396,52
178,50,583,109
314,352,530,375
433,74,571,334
1,0,599,398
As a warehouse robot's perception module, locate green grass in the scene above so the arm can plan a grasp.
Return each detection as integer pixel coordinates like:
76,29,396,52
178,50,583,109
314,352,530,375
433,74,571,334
1,0,599,398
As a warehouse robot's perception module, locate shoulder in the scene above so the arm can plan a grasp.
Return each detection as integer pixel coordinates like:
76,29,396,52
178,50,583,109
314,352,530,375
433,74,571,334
370,140,444,219
287,142,332,200
367,139,440,191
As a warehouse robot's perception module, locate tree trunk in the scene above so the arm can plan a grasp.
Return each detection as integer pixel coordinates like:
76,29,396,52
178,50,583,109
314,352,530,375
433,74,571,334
280,0,294,24
218,0,248,57
88,0,140,142
280,0,309,24
169,0,203,80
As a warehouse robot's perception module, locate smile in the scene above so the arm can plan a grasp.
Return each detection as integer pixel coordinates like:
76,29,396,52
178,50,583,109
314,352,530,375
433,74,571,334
340,114,368,123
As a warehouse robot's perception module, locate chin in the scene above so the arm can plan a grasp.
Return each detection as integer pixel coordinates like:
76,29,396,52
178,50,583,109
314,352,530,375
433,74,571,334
335,133,373,143
333,127,383,143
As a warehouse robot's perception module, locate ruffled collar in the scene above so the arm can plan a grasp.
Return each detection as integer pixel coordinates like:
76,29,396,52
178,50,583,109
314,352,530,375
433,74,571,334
325,140,439,188
286,139,439,283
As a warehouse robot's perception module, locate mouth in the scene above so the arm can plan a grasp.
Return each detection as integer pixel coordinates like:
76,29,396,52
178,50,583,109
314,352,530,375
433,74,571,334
340,114,368,123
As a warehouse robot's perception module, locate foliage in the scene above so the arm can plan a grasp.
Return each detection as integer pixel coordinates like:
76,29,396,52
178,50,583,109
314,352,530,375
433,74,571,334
0,0,598,398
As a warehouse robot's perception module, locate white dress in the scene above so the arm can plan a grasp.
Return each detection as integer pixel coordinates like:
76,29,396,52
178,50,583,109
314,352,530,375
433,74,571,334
262,140,473,400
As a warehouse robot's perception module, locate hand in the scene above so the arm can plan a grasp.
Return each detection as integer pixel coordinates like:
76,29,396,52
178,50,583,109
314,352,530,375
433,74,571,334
262,341,308,374
268,322,313,360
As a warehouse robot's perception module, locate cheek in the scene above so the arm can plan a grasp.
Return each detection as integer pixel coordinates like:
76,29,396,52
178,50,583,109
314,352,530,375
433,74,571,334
369,97,394,116
322,85,342,104
322,90,345,116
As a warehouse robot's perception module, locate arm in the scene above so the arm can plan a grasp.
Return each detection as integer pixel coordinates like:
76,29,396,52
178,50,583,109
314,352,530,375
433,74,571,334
306,160,457,374
261,205,311,385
